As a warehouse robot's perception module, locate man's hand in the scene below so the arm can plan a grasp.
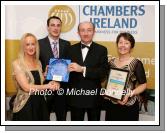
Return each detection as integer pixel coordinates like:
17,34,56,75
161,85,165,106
48,81,60,91
68,63,84,73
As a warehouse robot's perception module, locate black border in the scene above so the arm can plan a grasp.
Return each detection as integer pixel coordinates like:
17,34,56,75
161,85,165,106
105,68,129,100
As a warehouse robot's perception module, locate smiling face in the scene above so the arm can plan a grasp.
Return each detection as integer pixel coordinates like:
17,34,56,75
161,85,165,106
117,36,132,55
47,18,62,40
23,36,36,57
78,22,95,45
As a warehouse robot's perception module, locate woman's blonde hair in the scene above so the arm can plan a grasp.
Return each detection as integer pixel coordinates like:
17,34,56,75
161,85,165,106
18,33,40,63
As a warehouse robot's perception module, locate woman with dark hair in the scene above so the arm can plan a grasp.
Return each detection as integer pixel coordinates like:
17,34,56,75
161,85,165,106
105,32,147,121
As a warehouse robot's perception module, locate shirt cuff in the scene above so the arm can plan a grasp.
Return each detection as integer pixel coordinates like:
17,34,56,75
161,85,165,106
82,66,86,77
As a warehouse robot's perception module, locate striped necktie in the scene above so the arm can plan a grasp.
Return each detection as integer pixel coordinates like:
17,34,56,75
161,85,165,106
52,41,58,58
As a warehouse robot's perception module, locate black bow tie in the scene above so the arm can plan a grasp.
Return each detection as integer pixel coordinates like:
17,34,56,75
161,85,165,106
81,44,90,49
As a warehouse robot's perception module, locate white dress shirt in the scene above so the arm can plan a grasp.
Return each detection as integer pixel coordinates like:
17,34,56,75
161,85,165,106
81,42,91,61
81,42,92,77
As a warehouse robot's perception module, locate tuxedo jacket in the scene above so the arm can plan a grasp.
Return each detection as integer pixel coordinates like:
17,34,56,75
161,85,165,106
38,36,71,72
68,42,109,108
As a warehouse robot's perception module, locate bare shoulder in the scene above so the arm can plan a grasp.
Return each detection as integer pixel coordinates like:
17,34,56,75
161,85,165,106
12,59,21,71
37,60,42,68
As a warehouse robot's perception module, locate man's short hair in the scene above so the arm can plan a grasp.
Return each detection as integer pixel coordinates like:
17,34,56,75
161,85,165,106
78,21,95,31
47,16,62,26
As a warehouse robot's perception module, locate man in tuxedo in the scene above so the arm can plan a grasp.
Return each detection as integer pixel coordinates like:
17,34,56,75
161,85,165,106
68,21,108,121
39,16,71,121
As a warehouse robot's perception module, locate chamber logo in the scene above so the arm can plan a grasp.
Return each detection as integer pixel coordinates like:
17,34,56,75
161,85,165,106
48,5,76,33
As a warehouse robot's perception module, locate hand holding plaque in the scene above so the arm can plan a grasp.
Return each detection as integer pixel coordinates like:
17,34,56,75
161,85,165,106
46,58,71,82
104,68,129,100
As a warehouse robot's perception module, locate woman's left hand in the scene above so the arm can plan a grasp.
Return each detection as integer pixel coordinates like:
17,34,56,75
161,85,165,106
117,95,129,105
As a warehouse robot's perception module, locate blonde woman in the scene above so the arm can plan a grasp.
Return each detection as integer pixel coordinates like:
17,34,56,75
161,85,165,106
12,33,60,121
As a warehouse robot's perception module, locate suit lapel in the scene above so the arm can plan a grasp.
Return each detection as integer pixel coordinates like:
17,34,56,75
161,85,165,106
59,39,64,58
75,43,84,65
45,37,54,57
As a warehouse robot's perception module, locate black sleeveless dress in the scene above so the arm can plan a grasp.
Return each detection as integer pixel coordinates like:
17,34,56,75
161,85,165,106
13,70,49,121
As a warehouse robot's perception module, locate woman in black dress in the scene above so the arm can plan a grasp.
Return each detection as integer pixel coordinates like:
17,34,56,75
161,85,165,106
105,32,147,121
12,33,60,121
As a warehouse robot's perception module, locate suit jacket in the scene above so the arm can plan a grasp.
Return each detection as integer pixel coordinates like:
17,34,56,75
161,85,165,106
39,36,71,72
39,36,71,107
68,42,108,108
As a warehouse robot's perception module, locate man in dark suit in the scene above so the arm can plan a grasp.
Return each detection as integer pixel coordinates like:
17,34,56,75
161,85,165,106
39,16,71,121
68,21,108,121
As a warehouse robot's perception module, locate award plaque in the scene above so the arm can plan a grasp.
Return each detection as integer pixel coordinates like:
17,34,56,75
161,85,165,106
46,58,71,82
104,68,129,100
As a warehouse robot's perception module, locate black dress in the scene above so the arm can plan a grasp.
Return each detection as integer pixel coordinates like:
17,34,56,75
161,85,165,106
105,58,147,121
13,70,49,121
